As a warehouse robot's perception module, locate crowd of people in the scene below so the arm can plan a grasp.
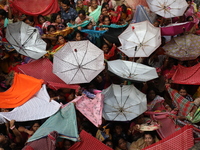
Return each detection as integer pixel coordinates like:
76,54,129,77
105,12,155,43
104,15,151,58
0,0,200,149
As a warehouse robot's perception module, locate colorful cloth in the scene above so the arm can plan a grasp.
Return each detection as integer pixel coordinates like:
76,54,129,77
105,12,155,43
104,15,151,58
68,130,113,150
172,63,200,85
27,103,79,142
89,6,102,23
0,85,60,124
0,73,43,108
143,125,194,150
23,131,58,150
72,93,104,127
81,29,107,38
166,85,194,116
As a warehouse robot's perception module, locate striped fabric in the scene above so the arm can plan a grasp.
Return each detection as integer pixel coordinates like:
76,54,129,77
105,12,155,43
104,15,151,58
68,130,113,150
166,85,194,116
143,125,194,150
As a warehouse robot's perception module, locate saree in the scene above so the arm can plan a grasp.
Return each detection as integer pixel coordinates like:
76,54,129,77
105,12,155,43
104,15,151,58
89,6,102,23
147,95,165,111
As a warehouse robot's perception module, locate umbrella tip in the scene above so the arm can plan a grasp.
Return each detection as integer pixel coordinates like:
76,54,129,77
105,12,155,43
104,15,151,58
74,49,77,52
132,26,135,30
120,83,123,87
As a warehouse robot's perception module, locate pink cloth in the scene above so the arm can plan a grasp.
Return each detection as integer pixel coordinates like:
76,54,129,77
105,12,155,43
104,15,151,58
72,93,104,127
143,125,194,150
68,130,113,150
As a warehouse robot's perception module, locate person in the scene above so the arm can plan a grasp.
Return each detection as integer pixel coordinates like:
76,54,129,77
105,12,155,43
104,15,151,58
76,0,89,15
114,136,129,150
36,15,51,34
129,131,159,150
179,86,194,102
72,30,86,41
88,0,102,23
101,43,116,60
116,4,133,23
51,13,65,30
60,0,78,22
75,10,95,25
61,139,74,150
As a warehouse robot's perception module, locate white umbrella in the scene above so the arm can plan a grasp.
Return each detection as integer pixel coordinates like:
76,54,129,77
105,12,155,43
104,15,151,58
6,21,47,59
108,59,158,82
102,84,147,121
53,40,105,84
118,21,161,57
146,0,188,18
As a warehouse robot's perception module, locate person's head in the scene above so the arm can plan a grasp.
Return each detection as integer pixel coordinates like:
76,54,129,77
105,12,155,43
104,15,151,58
78,10,86,21
103,139,113,148
101,7,108,16
56,35,66,45
74,30,83,41
114,124,123,135
186,16,194,22
102,15,111,25
47,25,56,34
61,0,71,11
24,16,35,26
143,131,156,147
37,15,46,24
153,21,160,27
0,9,7,20
179,86,188,97
114,136,127,150
76,0,83,8
31,122,41,132
121,4,127,13
62,139,74,150
86,21,93,29
91,0,98,9
147,88,157,101
51,13,62,24
102,2,109,10
101,43,109,53
0,133,9,148
186,0,192,5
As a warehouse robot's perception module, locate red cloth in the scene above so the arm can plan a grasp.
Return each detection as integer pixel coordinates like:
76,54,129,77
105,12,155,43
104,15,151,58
143,125,194,150
0,73,43,108
172,63,200,85
16,58,80,91
10,0,60,16
68,130,113,150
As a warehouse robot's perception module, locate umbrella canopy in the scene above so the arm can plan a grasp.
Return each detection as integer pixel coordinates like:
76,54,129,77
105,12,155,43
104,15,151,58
163,34,200,61
118,21,161,57
146,0,188,18
102,84,147,121
53,40,105,84
107,59,158,82
124,0,149,10
161,22,195,36
6,21,47,59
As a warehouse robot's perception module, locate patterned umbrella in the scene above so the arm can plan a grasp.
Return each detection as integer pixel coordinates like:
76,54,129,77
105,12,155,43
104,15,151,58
146,0,188,18
53,40,105,84
163,34,200,61
118,21,161,57
102,84,147,121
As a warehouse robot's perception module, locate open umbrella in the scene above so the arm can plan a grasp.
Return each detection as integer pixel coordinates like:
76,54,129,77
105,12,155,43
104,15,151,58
6,21,47,59
107,59,158,82
146,0,188,18
163,34,200,61
53,40,105,84
161,22,195,36
102,84,147,121
118,21,161,57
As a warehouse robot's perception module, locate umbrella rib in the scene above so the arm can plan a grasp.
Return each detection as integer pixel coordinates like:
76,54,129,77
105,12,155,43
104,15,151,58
54,55,78,67
58,68,78,73
79,41,89,65
79,68,88,81
82,53,102,67
122,112,128,120
69,68,80,83
8,31,21,47
114,95,122,108
122,95,130,109
22,29,37,46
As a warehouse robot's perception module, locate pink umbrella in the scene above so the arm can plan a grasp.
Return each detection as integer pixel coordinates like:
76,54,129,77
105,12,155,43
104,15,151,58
73,93,104,127
161,22,195,36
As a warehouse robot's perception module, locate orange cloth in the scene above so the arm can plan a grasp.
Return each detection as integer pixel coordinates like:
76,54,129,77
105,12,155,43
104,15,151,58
0,73,44,108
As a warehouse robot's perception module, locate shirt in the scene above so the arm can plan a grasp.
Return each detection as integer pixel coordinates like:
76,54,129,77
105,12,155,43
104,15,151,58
60,7,78,22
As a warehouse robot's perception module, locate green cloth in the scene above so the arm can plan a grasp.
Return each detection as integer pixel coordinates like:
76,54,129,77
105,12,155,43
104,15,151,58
76,5,89,15
67,20,90,29
27,103,79,142
89,6,101,23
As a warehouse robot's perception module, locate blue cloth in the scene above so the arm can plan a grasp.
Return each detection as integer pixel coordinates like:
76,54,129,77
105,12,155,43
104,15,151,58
81,29,107,38
67,20,90,29
99,22,128,28
60,7,78,21
27,103,79,142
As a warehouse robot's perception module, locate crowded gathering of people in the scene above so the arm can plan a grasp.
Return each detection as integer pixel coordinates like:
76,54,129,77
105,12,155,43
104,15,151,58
1,0,200,149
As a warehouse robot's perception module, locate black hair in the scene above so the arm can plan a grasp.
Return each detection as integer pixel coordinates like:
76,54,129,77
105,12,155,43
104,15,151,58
51,13,60,23
24,15,34,23
186,16,193,21
143,131,156,140
47,25,56,32
113,136,126,148
178,85,188,92
37,15,46,22
102,15,111,23
61,0,71,6
78,9,86,16
121,4,127,13
102,2,109,8
0,9,7,18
